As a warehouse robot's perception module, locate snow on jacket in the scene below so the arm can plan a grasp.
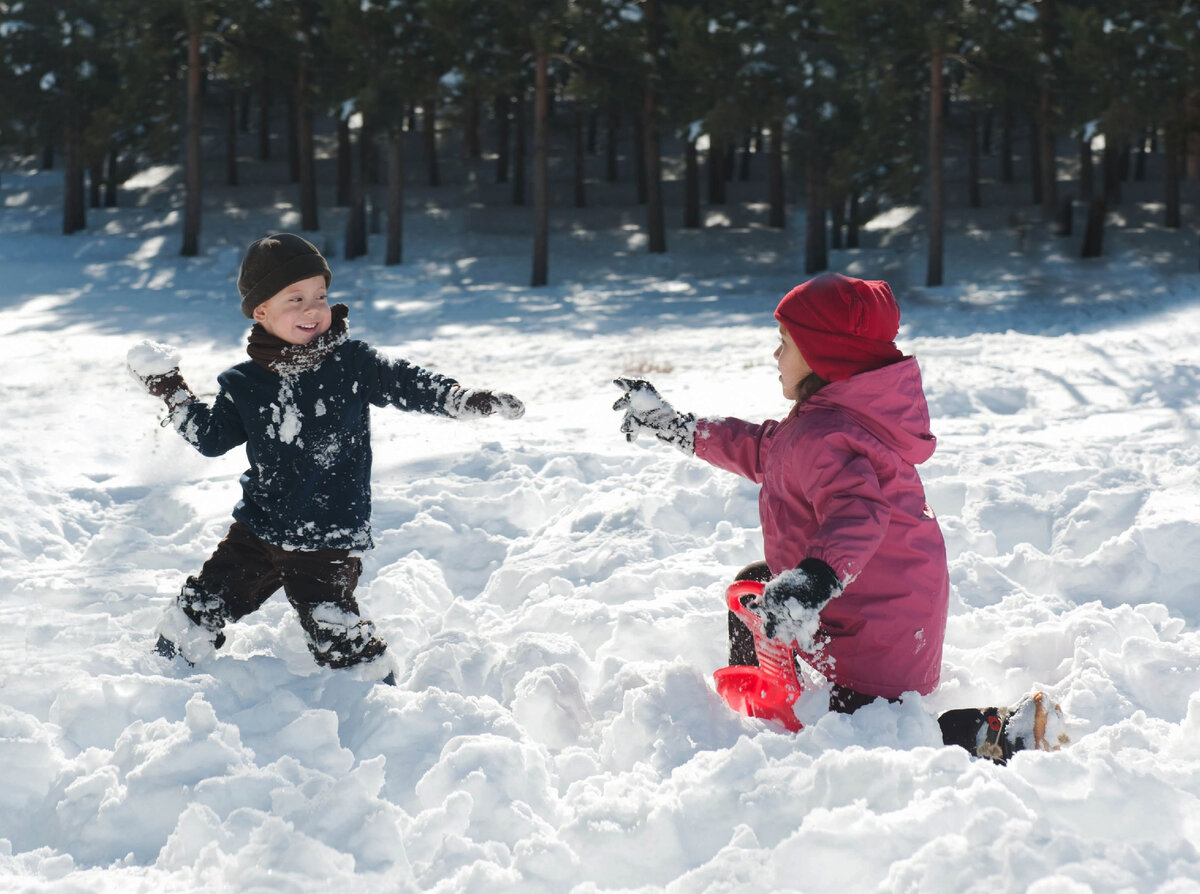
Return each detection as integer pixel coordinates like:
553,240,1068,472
694,357,949,699
172,340,457,551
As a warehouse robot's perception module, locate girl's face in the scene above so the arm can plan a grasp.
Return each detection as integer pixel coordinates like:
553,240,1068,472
774,324,812,401
252,274,331,345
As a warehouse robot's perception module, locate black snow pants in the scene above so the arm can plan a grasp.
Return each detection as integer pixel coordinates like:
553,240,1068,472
178,521,387,669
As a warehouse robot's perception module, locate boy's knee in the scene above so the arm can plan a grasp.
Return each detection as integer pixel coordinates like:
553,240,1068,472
301,603,387,669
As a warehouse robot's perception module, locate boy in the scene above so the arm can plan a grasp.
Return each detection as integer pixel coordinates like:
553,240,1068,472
129,233,524,683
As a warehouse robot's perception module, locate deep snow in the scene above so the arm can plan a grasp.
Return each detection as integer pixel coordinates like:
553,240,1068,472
2,155,1200,893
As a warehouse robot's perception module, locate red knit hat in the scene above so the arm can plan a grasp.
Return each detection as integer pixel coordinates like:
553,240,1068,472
774,273,904,382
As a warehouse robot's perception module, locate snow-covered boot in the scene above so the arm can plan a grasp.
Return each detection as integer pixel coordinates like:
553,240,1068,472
939,691,1069,765
153,603,225,667
154,634,193,666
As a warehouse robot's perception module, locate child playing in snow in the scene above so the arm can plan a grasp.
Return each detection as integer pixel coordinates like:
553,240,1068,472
614,273,1066,762
129,233,524,684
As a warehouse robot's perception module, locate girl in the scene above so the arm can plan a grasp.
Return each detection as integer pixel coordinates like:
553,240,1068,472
614,273,1065,762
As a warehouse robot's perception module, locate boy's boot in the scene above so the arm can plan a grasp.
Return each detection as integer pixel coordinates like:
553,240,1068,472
939,691,1069,765
153,591,227,667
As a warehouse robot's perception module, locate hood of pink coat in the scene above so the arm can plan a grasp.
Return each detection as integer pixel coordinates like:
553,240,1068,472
799,357,936,466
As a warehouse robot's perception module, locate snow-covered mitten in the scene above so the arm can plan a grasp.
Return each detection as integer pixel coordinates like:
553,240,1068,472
756,558,843,649
938,691,1070,765
612,377,696,454
445,385,525,419
127,340,196,413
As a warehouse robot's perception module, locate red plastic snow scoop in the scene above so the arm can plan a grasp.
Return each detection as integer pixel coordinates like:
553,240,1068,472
712,580,804,732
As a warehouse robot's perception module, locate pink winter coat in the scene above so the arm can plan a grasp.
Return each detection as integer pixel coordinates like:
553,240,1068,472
695,357,949,699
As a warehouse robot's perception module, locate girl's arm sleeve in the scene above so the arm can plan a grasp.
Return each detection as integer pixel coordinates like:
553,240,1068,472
360,344,459,415
171,388,248,457
692,416,770,484
797,431,891,583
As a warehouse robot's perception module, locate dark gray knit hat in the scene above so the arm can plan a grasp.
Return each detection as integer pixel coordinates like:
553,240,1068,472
237,233,332,318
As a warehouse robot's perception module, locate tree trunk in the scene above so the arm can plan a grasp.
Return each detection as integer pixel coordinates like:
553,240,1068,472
385,127,405,265
336,115,352,206
296,66,319,232
181,13,202,256
226,86,239,187
707,140,726,204
1165,134,1181,229
804,155,827,275
967,104,982,208
633,113,647,203
423,98,440,187
684,137,700,228
257,78,271,161
830,194,845,249
345,194,367,260
360,115,380,185
345,124,367,260
494,94,510,184
573,107,586,208
89,158,102,208
1078,139,1094,202
62,115,86,234
1037,0,1057,221
926,34,945,287
1081,196,1105,258
1039,109,1056,218
643,0,666,254
1102,143,1122,205
532,45,550,287
104,149,118,207
739,131,752,181
1028,114,1043,207
363,116,381,185
464,91,481,159
605,103,619,182
846,190,860,248
286,93,300,183
512,93,526,205
1000,101,1014,183
768,119,785,229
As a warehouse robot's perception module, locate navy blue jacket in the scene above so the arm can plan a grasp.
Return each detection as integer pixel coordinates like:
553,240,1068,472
173,340,456,550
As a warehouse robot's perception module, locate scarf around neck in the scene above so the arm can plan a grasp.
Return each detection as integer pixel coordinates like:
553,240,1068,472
247,303,350,375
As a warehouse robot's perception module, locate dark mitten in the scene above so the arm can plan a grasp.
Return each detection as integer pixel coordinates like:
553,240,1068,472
612,377,696,454
127,340,196,413
757,557,843,644
446,386,525,419
141,368,196,412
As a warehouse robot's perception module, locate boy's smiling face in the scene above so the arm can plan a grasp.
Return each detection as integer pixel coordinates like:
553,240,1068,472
252,274,331,345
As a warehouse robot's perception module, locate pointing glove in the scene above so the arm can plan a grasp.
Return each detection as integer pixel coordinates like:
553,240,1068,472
612,377,696,455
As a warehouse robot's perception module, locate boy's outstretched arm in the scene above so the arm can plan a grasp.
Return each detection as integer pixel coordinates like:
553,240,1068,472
126,340,246,456
363,344,524,420
612,377,696,454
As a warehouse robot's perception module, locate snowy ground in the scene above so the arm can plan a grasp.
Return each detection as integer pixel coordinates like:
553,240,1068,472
2,156,1200,893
